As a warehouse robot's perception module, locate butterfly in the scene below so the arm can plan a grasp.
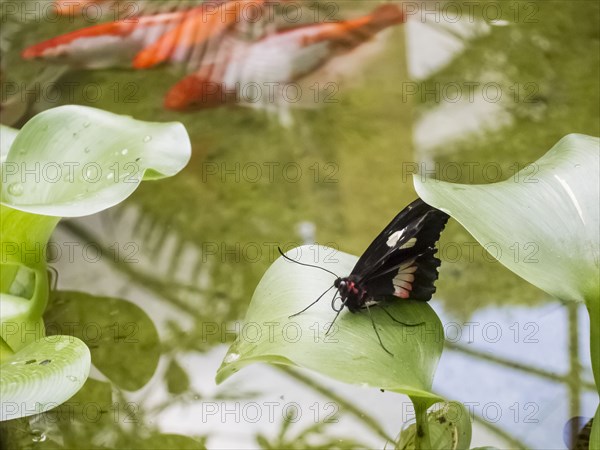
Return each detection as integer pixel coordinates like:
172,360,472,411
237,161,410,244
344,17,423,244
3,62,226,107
279,198,449,355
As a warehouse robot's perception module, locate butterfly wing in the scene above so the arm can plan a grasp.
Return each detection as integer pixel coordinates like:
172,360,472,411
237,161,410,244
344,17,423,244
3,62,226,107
351,198,449,302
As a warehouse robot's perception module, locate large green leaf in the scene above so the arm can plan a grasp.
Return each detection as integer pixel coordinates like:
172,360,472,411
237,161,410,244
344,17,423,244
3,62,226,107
0,105,191,217
217,246,444,403
0,336,90,421
414,134,600,425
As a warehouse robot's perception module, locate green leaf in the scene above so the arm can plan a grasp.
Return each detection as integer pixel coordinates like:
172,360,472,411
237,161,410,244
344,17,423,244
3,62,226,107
415,134,600,447
216,246,444,403
414,134,599,305
0,335,90,421
0,105,191,217
44,291,160,391
414,134,600,404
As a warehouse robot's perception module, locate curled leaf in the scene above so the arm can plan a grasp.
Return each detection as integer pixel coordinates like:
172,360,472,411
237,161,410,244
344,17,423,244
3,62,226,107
0,336,90,421
0,105,191,217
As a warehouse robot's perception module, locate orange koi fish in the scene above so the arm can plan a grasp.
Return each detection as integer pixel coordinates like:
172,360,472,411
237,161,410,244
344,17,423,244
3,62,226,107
22,7,201,68
164,3,405,110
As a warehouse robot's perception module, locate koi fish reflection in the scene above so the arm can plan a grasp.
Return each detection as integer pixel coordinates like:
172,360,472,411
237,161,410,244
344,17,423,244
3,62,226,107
23,2,407,115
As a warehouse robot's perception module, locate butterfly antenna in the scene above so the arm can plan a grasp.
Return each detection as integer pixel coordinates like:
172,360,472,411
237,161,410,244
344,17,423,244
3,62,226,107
378,304,425,327
277,247,339,278
289,285,336,318
366,304,394,356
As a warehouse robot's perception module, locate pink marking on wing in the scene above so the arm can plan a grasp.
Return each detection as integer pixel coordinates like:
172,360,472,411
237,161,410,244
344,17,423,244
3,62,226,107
394,288,411,299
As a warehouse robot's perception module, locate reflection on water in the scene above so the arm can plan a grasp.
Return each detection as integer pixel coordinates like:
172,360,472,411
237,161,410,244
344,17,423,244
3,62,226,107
1,0,598,449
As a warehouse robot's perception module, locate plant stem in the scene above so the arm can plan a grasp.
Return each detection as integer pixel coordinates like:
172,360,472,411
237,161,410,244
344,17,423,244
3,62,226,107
410,397,432,450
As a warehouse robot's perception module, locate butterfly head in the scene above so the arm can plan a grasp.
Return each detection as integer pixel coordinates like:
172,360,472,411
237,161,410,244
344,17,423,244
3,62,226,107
333,276,364,312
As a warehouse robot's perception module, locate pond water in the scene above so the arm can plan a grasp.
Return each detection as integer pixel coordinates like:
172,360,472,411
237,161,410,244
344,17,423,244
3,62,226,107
1,1,598,449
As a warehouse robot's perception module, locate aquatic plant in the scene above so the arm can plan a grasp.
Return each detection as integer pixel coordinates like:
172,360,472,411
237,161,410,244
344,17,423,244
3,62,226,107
217,134,600,449
0,105,190,420
415,133,600,449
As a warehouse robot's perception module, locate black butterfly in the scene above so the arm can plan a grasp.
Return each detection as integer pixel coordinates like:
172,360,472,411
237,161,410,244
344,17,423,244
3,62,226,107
279,198,449,355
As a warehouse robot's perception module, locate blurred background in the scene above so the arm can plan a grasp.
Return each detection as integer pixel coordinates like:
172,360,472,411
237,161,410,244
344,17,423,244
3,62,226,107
1,0,599,448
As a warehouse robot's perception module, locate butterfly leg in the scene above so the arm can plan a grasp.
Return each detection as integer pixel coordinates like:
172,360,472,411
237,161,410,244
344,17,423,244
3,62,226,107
366,304,394,356
378,304,425,327
325,290,345,335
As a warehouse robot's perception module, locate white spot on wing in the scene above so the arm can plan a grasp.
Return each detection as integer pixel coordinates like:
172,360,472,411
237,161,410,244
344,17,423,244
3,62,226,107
386,230,404,247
